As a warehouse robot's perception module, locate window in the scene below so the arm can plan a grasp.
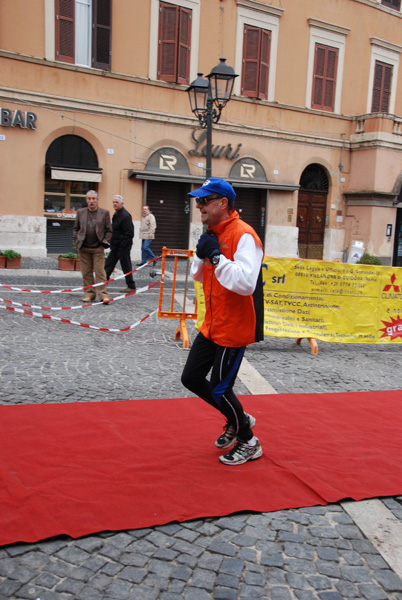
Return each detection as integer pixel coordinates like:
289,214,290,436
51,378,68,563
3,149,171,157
241,26,271,100
55,0,112,70
381,0,401,10
44,135,101,214
372,61,392,112
306,21,349,114
157,1,191,84
367,38,401,114
234,2,282,101
311,44,338,112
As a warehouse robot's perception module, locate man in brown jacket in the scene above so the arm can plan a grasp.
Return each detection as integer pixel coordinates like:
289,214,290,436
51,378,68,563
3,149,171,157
138,205,157,266
73,190,112,304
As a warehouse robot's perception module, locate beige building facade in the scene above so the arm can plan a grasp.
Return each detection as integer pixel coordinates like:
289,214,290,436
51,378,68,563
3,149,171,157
1,0,402,264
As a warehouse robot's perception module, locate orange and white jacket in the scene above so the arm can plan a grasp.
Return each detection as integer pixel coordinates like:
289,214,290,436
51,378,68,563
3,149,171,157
191,211,264,347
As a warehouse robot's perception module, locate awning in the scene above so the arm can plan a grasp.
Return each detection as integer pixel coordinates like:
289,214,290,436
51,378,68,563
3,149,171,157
128,170,299,191
128,169,204,184
230,179,300,191
51,167,103,183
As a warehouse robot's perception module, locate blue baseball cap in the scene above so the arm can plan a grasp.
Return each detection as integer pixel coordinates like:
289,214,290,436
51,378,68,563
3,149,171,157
188,178,236,202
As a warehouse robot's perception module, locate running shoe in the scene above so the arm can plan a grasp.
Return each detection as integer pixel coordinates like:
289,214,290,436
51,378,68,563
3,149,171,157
219,438,262,466
215,413,256,449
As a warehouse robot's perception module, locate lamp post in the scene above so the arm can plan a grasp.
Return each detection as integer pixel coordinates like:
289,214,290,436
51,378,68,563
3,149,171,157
186,58,238,177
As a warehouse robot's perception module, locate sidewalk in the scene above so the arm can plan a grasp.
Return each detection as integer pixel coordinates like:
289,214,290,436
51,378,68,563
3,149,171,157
0,267,402,600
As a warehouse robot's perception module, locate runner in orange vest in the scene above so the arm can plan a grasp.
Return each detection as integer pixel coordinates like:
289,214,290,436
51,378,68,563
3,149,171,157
181,178,264,465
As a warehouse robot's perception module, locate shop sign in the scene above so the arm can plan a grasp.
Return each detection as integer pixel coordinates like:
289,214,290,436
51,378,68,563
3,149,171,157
188,129,242,160
1,108,37,130
229,158,267,181
146,147,190,174
44,211,77,219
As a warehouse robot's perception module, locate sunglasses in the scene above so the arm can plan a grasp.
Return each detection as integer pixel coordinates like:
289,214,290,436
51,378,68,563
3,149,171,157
195,194,223,206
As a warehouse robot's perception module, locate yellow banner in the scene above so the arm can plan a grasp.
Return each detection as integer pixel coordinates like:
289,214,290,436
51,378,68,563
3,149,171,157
195,258,402,344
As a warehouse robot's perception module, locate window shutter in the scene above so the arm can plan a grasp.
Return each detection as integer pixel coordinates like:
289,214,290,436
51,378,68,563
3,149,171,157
372,61,392,113
382,64,392,112
177,7,191,84
158,2,179,82
55,0,75,63
242,25,260,97
312,44,338,111
259,29,271,100
241,26,270,99
92,0,112,70
381,0,401,10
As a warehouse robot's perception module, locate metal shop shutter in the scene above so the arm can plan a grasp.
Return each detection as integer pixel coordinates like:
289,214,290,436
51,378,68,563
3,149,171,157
146,181,190,254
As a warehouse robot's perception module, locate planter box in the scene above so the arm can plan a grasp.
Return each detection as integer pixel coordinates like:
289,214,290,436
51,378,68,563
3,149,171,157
0,256,6,268
58,257,75,271
74,258,80,271
5,257,21,269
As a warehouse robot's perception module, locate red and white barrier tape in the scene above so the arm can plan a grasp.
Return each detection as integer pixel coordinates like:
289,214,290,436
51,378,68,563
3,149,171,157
0,256,160,293
0,281,160,311
0,303,157,332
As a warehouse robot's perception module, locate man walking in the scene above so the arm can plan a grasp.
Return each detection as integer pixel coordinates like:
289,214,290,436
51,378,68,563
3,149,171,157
73,190,112,304
138,205,157,266
181,178,264,466
105,195,136,292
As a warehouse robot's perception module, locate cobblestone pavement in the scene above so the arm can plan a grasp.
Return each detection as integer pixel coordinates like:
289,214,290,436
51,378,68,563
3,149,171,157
1,260,402,600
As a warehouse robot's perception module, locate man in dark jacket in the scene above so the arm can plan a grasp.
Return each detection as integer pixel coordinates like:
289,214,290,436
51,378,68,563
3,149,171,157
105,195,136,292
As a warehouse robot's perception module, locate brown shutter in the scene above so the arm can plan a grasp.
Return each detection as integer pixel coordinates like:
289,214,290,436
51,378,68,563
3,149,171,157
177,7,191,84
92,0,112,71
55,0,75,64
372,60,392,112
241,25,260,97
312,44,338,111
158,2,179,82
241,26,270,99
382,64,392,112
259,29,271,100
381,0,401,9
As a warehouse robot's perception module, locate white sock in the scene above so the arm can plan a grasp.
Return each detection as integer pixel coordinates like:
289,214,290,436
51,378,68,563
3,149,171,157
247,436,257,447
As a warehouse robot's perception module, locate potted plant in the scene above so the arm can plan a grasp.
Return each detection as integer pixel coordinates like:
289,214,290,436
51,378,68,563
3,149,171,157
58,252,79,271
3,249,22,269
0,251,6,269
356,253,382,265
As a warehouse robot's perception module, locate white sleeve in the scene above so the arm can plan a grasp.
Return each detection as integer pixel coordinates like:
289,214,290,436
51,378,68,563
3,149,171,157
215,234,263,296
190,253,204,283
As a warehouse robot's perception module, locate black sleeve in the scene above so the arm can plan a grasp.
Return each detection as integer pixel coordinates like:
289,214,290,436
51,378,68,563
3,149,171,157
253,267,264,343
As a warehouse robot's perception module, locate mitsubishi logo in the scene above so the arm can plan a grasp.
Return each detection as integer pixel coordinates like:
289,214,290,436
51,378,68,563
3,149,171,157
383,273,400,292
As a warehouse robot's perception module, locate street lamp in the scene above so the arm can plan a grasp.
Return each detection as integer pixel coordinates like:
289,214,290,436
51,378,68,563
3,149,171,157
186,57,238,177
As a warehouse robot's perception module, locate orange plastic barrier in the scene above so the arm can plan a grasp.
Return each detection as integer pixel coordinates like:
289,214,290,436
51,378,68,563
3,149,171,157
157,247,197,349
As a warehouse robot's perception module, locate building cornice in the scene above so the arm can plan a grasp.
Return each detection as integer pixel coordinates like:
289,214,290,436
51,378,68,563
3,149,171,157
235,0,284,18
308,18,351,37
370,37,402,54
351,0,402,18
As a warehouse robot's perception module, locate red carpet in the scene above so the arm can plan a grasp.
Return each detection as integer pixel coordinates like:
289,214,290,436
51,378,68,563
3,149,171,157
1,390,402,546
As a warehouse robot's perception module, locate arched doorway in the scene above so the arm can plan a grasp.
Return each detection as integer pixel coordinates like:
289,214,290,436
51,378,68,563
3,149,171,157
44,135,101,253
297,164,329,259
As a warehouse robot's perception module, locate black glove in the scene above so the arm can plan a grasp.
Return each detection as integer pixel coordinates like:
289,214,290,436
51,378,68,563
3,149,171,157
196,231,220,261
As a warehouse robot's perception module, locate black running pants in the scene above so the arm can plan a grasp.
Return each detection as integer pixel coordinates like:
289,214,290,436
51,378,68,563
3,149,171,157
181,332,252,441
